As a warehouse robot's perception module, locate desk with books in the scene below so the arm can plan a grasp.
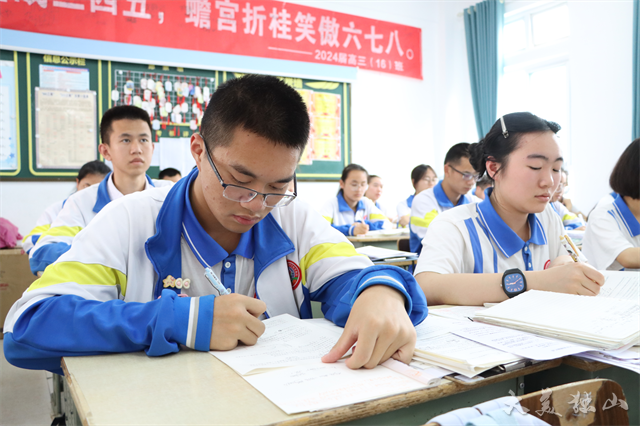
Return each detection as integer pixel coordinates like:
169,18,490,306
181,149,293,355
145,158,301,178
347,234,409,250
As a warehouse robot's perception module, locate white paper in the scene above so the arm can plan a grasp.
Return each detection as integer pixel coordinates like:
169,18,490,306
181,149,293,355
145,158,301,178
361,228,408,237
355,245,416,260
576,353,640,374
210,314,341,376
429,306,487,322
383,358,449,386
599,271,640,302
452,321,594,360
473,290,640,349
415,315,467,342
39,65,90,91
0,61,18,171
244,360,427,414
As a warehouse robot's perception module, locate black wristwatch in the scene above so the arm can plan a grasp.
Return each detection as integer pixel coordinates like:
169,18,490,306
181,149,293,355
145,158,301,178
502,268,527,298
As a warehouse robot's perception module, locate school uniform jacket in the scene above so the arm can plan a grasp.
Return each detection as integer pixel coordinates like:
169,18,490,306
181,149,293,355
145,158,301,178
409,182,477,254
582,194,640,271
3,169,428,374
28,173,172,275
318,193,391,236
551,201,585,230
22,199,65,254
415,188,567,276
396,195,415,219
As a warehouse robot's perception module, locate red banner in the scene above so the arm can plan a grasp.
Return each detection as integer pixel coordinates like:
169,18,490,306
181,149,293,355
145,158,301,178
1,0,422,79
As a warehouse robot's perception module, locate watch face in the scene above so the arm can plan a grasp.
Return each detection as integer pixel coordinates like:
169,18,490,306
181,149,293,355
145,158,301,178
504,273,525,293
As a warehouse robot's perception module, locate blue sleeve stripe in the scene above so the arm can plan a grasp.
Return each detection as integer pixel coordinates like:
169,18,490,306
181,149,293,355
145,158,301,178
464,218,483,274
194,295,214,351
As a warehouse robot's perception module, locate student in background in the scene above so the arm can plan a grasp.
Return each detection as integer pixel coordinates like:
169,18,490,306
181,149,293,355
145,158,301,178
550,169,586,230
4,75,427,374
556,169,587,220
28,106,173,275
396,165,438,227
319,164,391,236
21,160,111,255
582,138,640,270
473,175,492,200
364,175,396,222
409,144,478,254
159,167,182,182
414,112,604,306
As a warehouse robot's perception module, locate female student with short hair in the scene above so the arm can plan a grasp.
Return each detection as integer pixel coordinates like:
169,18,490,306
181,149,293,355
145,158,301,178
396,165,438,227
582,138,640,270
414,112,604,305
319,164,390,236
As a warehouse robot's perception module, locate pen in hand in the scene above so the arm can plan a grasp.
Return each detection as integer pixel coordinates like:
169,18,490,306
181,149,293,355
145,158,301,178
560,234,588,263
205,267,231,295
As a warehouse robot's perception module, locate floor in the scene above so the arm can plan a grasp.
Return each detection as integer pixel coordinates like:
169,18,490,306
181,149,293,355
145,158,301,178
0,341,53,426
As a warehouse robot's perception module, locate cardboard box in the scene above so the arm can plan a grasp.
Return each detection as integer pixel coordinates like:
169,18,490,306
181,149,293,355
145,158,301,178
0,248,36,335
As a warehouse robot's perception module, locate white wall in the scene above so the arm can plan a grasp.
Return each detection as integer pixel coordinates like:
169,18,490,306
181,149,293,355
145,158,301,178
567,0,634,213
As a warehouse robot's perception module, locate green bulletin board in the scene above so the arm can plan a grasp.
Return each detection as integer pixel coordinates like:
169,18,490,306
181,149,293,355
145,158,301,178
0,49,350,181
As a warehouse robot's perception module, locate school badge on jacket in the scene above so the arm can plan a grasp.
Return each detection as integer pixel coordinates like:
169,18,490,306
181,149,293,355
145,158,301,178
287,260,302,290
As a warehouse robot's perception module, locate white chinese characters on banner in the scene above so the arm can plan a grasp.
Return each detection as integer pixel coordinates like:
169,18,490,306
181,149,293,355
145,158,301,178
215,0,239,33
242,3,266,36
186,0,211,29
269,7,292,40
123,0,151,19
91,0,116,15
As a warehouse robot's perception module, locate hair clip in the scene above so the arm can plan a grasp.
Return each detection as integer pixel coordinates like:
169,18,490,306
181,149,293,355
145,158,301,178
500,116,509,139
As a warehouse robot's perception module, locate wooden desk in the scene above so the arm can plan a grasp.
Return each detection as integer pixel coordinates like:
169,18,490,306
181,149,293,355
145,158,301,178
61,351,566,426
347,235,409,250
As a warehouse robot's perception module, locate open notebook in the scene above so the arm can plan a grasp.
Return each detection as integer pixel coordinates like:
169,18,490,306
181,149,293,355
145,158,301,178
473,272,640,350
210,315,446,414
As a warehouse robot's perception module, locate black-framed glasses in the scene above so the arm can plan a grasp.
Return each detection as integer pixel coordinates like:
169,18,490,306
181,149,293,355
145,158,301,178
449,165,480,182
202,136,297,208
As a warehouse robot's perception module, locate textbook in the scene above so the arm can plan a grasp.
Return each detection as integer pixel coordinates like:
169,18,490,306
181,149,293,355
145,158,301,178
412,315,524,378
210,315,446,414
473,286,640,350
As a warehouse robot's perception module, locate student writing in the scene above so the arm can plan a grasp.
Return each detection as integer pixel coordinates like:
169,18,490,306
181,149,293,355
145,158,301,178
28,106,173,275
414,112,604,306
396,164,438,227
4,75,427,375
318,164,392,236
582,138,640,270
409,144,479,254
21,160,111,256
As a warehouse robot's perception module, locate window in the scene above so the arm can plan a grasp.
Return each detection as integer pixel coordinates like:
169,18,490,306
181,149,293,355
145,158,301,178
499,2,571,161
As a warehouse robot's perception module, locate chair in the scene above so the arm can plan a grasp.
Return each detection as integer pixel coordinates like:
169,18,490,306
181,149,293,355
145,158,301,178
397,237,411,252
424,379,629,426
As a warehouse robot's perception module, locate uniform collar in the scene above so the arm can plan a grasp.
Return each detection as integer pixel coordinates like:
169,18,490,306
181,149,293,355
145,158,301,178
407,194,414,208
476,188,548,258
613,194,640,237
145,168,292,298
337,192,364,212
433,181,471,208
93,172,155,213
182,170,254,268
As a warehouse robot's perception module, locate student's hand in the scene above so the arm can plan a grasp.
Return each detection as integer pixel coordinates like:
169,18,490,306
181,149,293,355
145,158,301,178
209,294,267,351
533,262,604,296
575,225,586,231
321,285,416,369
398,215,410,227
353,222,369,235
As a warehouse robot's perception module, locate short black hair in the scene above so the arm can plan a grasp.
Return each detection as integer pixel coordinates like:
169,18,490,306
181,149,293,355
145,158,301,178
100,105,152,145
158,167,182,179
476,175,493,190
444,143,471,166
77,160,110,182
411,164,435,186
200,75,310,153
469,112,561,181
609,138,639,199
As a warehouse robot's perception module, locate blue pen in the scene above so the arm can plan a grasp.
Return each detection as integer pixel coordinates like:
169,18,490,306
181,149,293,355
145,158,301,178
204,267,231,295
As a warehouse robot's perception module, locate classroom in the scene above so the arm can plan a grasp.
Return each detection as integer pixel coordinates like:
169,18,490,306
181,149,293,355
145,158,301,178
0,0,638,425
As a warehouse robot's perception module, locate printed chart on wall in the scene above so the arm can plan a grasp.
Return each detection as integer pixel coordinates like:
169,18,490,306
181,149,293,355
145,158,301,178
226,73,350,181
0,60,18,174
35,88,97,169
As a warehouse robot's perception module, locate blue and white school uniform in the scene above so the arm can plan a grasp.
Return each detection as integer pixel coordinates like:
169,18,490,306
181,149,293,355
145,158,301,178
582,194,640,271
396,194,415,219
21,199,65,254
415,189,567,276
409,182,476,254
551,201,585,230
29,172,172,275
318,193,390,236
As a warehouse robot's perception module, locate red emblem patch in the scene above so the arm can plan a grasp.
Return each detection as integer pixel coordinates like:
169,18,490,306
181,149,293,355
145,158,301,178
544,260,551,270
287,260,302,290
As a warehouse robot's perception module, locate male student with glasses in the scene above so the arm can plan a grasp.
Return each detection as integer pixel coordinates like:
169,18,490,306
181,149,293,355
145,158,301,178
409,143,480,254
4,75,427,375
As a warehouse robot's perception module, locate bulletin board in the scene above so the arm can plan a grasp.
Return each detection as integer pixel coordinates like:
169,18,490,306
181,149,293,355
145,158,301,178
0,49,351,181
